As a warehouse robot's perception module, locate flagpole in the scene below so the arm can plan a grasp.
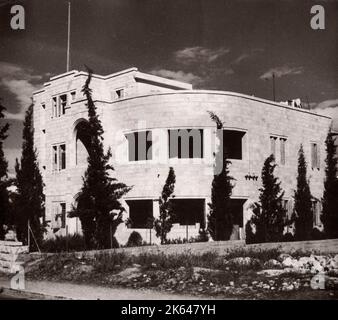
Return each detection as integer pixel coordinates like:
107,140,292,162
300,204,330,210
272,72,276,102
66,1,71,72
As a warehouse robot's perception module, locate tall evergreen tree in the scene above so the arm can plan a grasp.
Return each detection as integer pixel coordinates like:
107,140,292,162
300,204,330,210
0,99,10,239
321,129,338,238
69,68,131,249
207,111,234,241
14,103,46,249
154,167,176,244
249,154,286,243
293,144,313,240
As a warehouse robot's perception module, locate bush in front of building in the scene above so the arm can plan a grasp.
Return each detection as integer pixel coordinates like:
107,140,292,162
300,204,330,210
207,111,234,241
126,231,143,247
154,167,176,244
311,228,325,240
321,129,338,239
12,103,46,251
68,69,131,249
41,234,86,253
293,144,313,241
246,154,287,243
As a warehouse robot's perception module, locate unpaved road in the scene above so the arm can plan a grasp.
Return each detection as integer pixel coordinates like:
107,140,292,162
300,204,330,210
0,276,212,300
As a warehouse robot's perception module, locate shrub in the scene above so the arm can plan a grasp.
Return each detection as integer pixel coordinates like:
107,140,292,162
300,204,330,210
282,232,295,242
164,237,185,245
93,252,132,273
196,228,209,242
245,220,256,244
311,228,324,240
126,231,143,247
41,234,86,253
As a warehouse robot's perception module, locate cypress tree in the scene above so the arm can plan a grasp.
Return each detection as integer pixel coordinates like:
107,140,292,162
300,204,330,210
321,129,338,238
293,144,313,240
0,99,10,239
250,154,286,243
207,111,234,241
14,103,46,249
69,68,131,249
154,167,176,244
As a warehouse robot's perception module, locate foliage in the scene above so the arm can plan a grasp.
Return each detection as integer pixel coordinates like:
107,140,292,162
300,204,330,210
282,232,295,242
69,68,131,249
13,104,46,250
41,234,86,253
293,144,313,241
321,130,338,238
245,220,256,244
311,228,325,240
0,99,10,239
126,231,143,247
207,111,234,240
196,228,209,242
154,167,176,244
248,155,286,243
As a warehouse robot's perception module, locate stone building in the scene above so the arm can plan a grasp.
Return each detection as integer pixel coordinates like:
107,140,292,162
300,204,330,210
32,68,332,244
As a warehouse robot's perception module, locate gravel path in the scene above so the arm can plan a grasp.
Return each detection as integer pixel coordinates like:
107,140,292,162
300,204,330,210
0,276,212,300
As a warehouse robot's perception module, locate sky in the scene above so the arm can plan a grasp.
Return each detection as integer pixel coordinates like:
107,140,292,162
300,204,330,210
0,0,337,175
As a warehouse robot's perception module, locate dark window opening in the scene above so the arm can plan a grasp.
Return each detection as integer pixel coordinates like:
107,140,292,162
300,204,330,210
311,143,320,169
223,130,245,160
125,131,152,161
59,144,66,170
75,121,91,166
126,200,153,229
170,199,205,228
71,91,76,101
59,94,67,115
116,89,124,99
60,202,66,228
169,129,203,159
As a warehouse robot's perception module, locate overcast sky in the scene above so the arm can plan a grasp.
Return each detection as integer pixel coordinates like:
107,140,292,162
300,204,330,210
0,0,337,174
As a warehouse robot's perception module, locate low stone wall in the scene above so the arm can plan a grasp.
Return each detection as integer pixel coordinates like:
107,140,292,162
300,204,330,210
32,239,338,258
76,239,338,258
247,239,338,255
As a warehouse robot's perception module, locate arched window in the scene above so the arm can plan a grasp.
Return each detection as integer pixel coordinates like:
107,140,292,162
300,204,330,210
74,120,91,166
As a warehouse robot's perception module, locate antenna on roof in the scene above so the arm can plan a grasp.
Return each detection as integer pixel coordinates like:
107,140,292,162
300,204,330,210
66,1,71,72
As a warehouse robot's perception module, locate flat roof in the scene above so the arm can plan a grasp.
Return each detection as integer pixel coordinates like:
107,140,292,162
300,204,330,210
33,67,192,95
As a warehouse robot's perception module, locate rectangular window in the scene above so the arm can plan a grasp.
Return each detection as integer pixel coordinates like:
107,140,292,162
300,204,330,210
283,199,293,220
126,200,153,228
115,89,124,100
270,136,277,157
52,94,69,117
223,130,245,160
312,200,321,226
52,97,57,117
169,129,203,159
125,131,152,161
52,143,66,172
52,202,66,229
60,202,66,228
59,144,66,170
59,94,67,115
70,91,76,101
311,143,320,169
52,145,58,171
170,199,205,228
280,138,287,165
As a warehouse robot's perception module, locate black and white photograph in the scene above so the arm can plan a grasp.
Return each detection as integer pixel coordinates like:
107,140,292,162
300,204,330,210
0,0,337,306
